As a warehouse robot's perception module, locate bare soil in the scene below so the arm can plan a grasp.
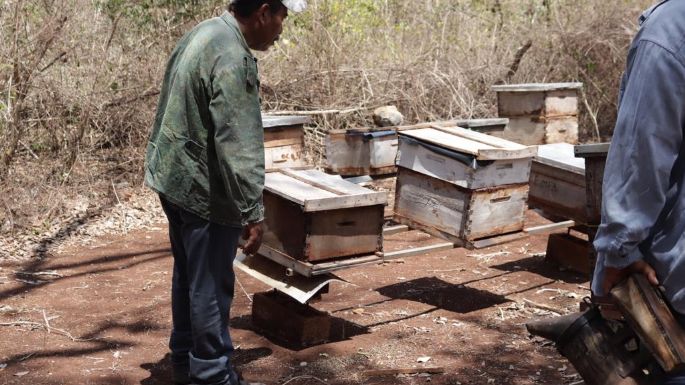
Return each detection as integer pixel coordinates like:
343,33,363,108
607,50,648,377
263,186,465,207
0,210,588,385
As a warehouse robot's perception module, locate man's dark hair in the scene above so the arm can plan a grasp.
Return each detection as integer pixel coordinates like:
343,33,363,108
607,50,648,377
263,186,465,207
229,0,285,18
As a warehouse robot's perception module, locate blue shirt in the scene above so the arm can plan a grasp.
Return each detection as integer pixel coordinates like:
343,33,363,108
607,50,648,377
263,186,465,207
592,0,685,313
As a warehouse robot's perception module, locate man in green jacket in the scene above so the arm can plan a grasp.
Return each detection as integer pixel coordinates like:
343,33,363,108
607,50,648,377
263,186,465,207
144,0,306,384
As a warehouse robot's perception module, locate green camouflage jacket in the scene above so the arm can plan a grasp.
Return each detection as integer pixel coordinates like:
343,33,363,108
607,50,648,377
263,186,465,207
145,12,264,227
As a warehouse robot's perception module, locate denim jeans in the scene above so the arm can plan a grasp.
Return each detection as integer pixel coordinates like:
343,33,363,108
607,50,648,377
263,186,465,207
160,196,242,385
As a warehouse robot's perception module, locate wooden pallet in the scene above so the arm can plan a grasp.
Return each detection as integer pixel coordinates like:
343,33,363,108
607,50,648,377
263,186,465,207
255,221,546,278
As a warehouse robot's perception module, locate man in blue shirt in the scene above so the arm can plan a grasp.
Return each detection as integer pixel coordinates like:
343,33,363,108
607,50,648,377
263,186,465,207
592,1,685,383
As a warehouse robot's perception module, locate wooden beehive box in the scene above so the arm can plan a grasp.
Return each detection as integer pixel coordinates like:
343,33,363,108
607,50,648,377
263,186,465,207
262,115,311,170
325,129,397,176
393,126,536,244
491,83,583,145
529,143,587,222
395,125,536,189
263,168,387,262
574,143,610,225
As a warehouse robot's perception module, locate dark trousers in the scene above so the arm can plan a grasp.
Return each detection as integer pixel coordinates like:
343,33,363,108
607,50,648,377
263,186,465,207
662,313,685,384
160,196,242,385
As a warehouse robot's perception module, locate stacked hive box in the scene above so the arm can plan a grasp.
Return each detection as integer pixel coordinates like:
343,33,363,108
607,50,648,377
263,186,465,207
262,115,311,170
393,125,537,247
325,119,511,177
325,128,398,176
325,119,512,218
262,168,387,262
491,83,583,145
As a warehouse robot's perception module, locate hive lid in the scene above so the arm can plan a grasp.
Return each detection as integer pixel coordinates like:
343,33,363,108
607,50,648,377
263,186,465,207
261,115,311,129
491,82,583,92
265,168,387,212
574,143,610,157
454,118,509,129
535,143,585,173
399,125,537,160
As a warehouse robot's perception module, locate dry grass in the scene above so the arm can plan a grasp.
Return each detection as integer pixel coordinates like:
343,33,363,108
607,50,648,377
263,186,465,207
0,0,652,254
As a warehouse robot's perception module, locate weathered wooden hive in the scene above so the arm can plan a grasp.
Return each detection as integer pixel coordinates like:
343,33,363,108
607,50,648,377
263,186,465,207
262,115,311,170
325,128,398,176
262,168,387,262
491,83,583,145
393,125,536,245
325,119,511,177
574,143,610,225
529,143,587,222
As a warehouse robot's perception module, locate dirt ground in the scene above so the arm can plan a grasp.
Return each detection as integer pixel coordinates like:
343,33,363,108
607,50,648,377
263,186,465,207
0,210,589,385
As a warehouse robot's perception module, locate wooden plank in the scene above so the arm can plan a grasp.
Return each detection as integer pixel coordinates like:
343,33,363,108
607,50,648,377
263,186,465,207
477,146,539,161
257,242,384,276
400,128,495,156
491,82,583,92
294,169,383,196
383,225,409,236
303,195,386,212
339,120,463,134
467,231,528,250
383,242,455,259
430,124,529,151
265,172,337,207
258,243,314,277
524,220,576,235
279,168,346,195
402,127,537,161
261,115,311,128
265,170,387,212
309,254,383,275
454,118,509,129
